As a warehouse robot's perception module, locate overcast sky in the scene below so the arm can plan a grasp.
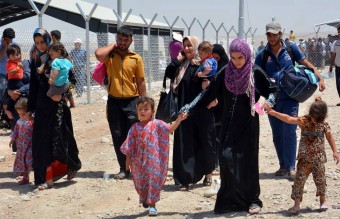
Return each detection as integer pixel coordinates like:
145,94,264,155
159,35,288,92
1,0,339,41
83,0,340,37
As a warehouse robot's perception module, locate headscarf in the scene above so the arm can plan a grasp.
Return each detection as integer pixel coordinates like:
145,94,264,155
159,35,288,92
30,28,51,68
224,38,255,116
212,44,229,71
174,36,200,90
169,41,183,60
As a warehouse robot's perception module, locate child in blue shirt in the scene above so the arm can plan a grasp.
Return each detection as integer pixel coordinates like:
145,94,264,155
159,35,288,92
46,42,73,101
196,41,217,89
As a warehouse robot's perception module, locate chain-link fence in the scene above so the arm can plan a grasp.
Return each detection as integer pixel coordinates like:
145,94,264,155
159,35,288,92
15,29,173,103
13,29,337,105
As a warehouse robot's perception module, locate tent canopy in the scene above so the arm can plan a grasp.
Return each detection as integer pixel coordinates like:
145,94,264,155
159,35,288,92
0,0,183,35
315,19,340,28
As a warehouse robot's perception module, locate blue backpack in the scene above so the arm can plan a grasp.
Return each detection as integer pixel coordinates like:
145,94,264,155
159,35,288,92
280,65,319,102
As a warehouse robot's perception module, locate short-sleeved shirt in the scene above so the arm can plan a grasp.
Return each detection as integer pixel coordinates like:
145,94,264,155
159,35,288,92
70,48,87,67
0,44,9,76
105,51,145,98
296,116,330,163
255,40,305,81
51,58,73,86
331,39,340,67
199,57,217,78
6,60,23,80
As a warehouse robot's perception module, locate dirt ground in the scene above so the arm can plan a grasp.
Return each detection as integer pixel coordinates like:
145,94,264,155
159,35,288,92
1,76,340,219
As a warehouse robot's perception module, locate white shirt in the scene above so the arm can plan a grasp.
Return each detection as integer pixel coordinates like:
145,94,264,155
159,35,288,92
332,40,340,67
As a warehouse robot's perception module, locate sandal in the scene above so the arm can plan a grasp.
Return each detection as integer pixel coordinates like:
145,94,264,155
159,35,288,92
178,184,193,191
319,204,328,212
275,168,288,176
249,203,261,215
18,178,29,185
148,207,158,216
67,170,78,180
203,177,212,186
142,203,149,208
288,207,300,215
37,183,53,190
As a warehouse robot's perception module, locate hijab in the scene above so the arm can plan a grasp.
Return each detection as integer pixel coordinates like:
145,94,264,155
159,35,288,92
212,44,229,71
224,38,255,116
174,36,200,90
30,28,51,68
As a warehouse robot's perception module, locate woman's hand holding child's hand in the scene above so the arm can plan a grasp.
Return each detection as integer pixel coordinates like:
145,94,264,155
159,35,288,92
177,112,188,121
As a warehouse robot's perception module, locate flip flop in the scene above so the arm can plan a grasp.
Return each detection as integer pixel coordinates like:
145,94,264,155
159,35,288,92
249,203,261,215
288,207,300,215
319,204,328,212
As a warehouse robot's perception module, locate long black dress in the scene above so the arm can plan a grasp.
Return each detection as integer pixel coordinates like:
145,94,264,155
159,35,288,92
28,56,81,186
165,59,216,187
190,65,278,212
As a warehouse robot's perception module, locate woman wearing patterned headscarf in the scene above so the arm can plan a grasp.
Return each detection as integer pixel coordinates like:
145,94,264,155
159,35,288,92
188,38,279,214
164,36,216,191
27,28,81,190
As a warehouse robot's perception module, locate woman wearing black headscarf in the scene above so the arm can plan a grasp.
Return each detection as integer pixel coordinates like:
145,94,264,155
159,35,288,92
27,28,81,190
212,44,229,72
211,44,229,173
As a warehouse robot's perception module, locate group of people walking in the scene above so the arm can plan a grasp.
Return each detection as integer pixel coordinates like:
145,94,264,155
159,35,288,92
2,21,339,217
97,23,339,217
1,27,82,190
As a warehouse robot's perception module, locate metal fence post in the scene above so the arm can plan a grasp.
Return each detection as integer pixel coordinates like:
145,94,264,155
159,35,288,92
28,0,52,28
76,2,98,104
140,14,158,91
163,16,180,40
197,19,210,40
223,26,237,53
211,22,224,44
181,18,196,36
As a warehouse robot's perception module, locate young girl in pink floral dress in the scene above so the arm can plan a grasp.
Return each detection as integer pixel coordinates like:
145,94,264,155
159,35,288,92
9,98,33,185
121,96,187,216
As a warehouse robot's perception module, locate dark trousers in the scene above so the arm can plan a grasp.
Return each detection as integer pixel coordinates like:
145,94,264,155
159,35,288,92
336,66,340,98
107,96,139,171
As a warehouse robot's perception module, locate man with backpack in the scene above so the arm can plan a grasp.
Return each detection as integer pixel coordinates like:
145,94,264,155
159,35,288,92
255,22,325,180
329,26,340,106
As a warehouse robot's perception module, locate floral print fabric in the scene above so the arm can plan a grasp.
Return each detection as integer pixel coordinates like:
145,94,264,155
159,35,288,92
10,119,33,174
121,119,170,205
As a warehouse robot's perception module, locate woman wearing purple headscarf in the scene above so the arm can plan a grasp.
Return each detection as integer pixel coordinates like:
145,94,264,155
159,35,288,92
189,38,279,214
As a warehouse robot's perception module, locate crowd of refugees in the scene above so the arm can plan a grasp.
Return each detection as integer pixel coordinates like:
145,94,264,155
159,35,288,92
1,23,339,217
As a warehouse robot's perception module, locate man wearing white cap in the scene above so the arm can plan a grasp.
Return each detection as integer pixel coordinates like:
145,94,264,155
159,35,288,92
70,38,87,97
255,22,325,180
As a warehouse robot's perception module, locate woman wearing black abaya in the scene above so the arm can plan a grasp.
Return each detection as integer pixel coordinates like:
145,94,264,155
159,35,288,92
27,28,81,190
165,36,215,191
211,44,229,173
189,38,279,214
